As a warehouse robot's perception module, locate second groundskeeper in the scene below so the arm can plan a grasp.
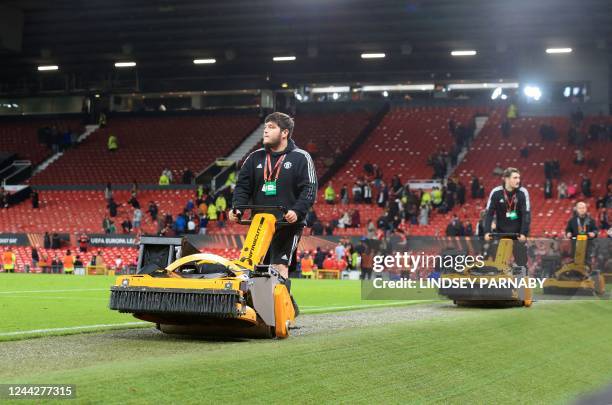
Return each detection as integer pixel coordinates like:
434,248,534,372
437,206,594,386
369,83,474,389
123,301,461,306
484,167,531,267
230,112,317,279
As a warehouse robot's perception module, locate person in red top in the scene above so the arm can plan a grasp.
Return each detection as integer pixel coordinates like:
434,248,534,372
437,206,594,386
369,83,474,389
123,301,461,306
322,253,336,269
397,219,409,244
336,256,347,271
78,234,89,253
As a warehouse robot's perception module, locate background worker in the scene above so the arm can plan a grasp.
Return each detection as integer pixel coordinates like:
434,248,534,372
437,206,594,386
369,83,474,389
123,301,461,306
300,252,315,279
484,167,531,269
3,247,16,273
566,201,598,239
565,201,598,265
63,250,75,274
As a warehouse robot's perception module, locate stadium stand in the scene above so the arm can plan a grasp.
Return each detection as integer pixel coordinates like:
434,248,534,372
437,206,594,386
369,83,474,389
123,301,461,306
0,108,609,240
455,113,611,235
4,245,242,273
238,110,373,179
0,117,84,166
31,113,259,184
4,246,139,273
291,110,372,176
333,106,486,184
0,189,195,234
299,106,491,236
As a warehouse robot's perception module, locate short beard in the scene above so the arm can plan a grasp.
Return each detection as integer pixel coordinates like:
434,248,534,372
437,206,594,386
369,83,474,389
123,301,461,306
264,137,282,150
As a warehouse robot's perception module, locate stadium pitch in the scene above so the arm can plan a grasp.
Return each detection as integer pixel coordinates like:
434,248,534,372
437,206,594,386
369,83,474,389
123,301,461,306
0,274,430,341
1,274,612,403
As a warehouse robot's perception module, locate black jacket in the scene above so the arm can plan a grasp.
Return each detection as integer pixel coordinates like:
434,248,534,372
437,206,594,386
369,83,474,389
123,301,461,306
484,186,531,235
565,215,598,237
232,139,317,224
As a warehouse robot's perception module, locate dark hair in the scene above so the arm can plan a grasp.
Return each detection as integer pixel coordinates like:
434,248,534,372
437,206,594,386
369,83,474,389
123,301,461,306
265,112,294,138
502,167,520,178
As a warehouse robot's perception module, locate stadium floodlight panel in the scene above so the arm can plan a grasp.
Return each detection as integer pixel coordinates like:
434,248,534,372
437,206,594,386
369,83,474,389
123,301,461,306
37,65,59,71
451,50,477,56
447,82,519,90
311,86,350,93
273,56,296,62
361,53,386,59
546,47,572,54
361,84,435,92
523,85,542,101
491,87,503,100
114,61,137,67
193,58,216,64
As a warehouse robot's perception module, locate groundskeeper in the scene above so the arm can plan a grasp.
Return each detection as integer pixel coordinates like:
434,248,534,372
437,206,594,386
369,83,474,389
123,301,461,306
230,112,317,279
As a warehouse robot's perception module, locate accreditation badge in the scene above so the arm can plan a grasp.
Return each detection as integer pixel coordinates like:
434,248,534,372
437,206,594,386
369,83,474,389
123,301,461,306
264,180,277,196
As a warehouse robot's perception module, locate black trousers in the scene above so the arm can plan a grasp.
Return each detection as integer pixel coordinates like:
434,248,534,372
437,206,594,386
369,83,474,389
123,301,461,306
361,267,373,280
263,225,303,270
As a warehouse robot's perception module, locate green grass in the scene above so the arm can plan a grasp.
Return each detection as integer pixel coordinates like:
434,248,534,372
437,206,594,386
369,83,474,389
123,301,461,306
0,274,135,339
2,300,611,404
0,274,429,340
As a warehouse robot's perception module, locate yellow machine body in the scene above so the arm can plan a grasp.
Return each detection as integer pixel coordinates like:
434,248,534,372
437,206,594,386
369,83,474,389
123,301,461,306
110,212,296,338
542,235,605,296
440,237,532,307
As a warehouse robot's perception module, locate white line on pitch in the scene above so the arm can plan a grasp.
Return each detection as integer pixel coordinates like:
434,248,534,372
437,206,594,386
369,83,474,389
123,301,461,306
0,288,107,294
0,295,108,301
0,322,149,337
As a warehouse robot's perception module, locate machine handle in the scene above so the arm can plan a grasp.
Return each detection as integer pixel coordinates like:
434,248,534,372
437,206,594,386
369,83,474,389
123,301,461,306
488,232,522,239
570,235,595,240
232,205,291,226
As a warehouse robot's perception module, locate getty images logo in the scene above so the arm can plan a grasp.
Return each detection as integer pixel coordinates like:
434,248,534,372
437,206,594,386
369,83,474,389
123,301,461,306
372,252,485,273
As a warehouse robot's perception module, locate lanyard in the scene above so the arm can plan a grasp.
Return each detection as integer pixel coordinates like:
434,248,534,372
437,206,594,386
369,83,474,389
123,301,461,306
264,154,285,182
577,217,586,233
503,189,517,212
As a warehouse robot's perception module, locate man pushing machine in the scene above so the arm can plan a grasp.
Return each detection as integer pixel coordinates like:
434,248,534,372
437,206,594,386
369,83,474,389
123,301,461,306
484,167,531,271
229,112,317,282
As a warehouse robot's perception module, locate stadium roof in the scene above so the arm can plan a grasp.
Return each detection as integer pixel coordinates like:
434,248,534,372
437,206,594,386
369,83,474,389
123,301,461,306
0,0,610,93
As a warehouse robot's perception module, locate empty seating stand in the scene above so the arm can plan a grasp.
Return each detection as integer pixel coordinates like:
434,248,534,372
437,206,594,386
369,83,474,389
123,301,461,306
0,117,84,166
333,106,485,185
32,113,259,185
291,111,372,177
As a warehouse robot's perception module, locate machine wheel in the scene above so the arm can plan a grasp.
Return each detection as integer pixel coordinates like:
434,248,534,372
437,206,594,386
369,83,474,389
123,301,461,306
274,320,290,339
273,285,294,339
523,288,533,307
594,274,606,296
